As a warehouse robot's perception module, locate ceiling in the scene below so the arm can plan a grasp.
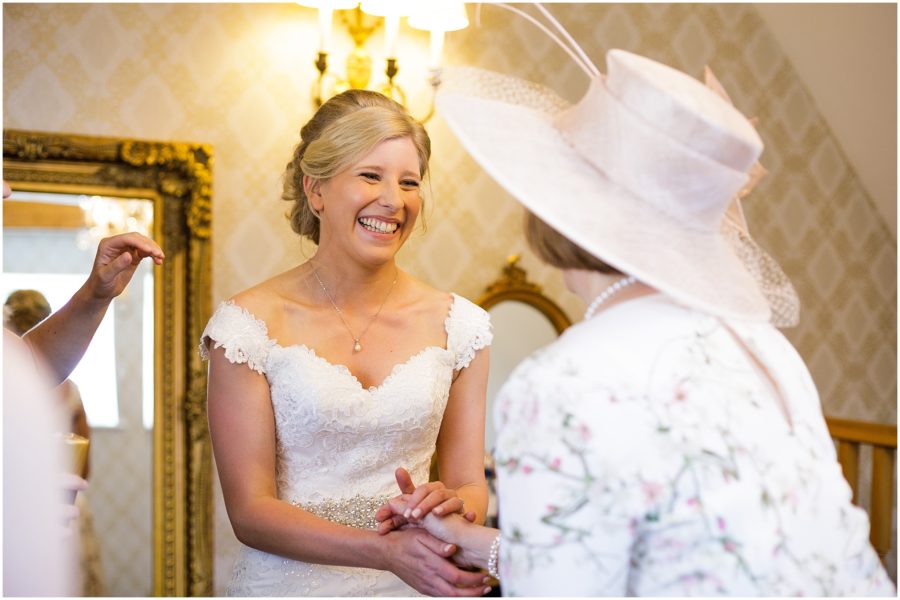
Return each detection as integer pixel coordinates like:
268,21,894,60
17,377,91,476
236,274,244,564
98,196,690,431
755,3,897,240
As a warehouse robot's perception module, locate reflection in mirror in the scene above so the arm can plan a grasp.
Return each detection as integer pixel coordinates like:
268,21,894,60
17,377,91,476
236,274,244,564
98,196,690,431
3,191,155,594
4,128,214,595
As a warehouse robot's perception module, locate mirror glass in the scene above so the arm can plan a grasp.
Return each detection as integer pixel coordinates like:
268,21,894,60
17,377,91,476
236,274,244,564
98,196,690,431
484,301,559,453
3,191,155,595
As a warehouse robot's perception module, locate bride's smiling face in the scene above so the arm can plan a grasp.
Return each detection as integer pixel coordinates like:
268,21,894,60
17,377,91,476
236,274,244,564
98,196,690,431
312,136,422,264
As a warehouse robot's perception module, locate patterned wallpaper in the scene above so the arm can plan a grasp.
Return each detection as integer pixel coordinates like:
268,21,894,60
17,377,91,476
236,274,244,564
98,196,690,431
4,3,895,595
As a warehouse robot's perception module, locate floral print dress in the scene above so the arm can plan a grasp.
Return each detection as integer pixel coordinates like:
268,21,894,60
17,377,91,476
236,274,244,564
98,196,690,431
494,294,894,596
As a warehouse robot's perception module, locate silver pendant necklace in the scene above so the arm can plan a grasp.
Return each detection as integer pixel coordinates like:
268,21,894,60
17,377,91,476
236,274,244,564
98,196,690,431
584,275,637,319
312,266,398,353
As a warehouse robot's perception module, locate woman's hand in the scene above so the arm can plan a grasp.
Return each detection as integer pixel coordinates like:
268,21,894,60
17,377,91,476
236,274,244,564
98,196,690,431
85,232,165,301
378,502,493,573
398,467,469,520
381,527,490,597
376,467,476,534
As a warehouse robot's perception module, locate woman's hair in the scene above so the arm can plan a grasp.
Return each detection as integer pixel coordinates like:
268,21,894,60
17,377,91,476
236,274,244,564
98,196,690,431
4,289,52,335
283,89,431,244
525,211,622,274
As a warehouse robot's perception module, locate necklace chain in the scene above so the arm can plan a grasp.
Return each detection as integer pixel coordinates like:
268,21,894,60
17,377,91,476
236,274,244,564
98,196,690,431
312,266,398,353
584,275,637,320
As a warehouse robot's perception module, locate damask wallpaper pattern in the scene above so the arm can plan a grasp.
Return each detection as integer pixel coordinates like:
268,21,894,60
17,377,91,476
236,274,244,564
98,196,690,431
3,3,895,595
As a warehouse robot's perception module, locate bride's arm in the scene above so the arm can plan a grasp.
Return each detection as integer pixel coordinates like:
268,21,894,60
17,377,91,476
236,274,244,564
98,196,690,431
425,346,491,523
206,345,489,597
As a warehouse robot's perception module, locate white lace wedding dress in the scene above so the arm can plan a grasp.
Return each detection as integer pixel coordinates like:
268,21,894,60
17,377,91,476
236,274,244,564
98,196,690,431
200,293,492,596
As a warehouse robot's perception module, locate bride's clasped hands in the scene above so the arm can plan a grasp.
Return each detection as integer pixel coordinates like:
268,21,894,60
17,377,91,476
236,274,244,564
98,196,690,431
371,467,492,596
377,468,500,579
374,527,492,597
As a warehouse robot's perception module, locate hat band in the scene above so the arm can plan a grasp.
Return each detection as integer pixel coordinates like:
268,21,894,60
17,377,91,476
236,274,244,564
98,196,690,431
554,78,750,231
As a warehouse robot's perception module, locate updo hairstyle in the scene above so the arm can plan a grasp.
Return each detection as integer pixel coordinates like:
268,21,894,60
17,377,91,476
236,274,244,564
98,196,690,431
283,89,431,245
4,289,52,336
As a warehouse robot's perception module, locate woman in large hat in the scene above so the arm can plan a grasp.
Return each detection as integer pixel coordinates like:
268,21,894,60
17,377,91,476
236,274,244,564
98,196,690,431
375,9,895,595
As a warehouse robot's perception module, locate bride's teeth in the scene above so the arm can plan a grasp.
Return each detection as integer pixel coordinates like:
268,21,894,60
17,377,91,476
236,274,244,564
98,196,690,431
359,218,398,233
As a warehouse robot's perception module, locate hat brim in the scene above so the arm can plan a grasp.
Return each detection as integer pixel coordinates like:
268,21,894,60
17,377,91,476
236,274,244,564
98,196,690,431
436,89,770,322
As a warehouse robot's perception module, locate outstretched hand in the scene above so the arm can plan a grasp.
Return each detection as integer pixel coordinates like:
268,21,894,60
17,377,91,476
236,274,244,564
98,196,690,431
376,467,476,535
86,232,164,301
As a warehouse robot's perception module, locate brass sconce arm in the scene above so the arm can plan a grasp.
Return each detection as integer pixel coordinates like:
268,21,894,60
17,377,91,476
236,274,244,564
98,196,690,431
303,2,468,122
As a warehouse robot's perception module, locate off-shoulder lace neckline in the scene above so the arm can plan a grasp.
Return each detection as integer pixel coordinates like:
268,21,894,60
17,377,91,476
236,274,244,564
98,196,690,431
219,293,466,391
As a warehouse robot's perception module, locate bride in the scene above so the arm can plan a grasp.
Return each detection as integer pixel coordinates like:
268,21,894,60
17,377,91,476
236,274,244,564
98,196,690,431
201,90,492,596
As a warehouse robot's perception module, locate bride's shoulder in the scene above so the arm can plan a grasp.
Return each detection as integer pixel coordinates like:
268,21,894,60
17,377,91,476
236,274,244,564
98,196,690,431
400,275,454,316
401,276,489,323
223,269,303,329
228,287,277,325
201,278,289,369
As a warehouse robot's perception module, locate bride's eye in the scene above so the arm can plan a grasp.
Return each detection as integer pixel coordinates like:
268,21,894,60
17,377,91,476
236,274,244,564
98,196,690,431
401,179,420,189
360,172,380,181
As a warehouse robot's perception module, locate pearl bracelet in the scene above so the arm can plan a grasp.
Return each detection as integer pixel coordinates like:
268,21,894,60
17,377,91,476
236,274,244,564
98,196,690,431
487,533,501,580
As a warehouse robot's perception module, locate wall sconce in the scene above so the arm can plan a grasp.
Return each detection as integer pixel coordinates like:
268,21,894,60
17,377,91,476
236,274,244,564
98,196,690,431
300,1,469,121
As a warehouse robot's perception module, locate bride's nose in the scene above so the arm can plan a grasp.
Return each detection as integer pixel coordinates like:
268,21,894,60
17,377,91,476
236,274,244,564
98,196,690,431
377,181,403,210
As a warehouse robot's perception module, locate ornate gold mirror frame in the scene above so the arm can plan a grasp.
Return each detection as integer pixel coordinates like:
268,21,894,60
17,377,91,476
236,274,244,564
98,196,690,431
3,129,213,596
476,255,571,334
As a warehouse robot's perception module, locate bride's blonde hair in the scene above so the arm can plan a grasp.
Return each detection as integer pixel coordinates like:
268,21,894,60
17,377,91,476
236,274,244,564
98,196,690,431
282,89,431,245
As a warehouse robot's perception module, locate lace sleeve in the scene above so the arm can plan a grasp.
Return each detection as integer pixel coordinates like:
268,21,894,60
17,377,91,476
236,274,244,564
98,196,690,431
199,301,276,375
446,294,493,371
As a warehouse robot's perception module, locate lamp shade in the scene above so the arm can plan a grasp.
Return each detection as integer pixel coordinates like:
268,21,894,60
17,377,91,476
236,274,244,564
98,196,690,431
408,1,469,32
360,0,417,17
296,1,359,9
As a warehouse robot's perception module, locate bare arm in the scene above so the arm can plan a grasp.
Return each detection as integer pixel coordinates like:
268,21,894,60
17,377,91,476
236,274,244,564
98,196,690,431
377,347,491,530
404,347,491,523
206,343,489,596
435,346,490,523
420,512,498,572
22,232,164,384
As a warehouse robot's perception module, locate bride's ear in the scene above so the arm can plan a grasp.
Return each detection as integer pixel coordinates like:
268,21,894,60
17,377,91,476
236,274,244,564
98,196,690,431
303,175,325,213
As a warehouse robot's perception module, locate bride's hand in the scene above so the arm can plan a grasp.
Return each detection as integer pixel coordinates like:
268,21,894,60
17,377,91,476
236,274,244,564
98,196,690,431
380,505,487,572
381,528,490,597
375,493,416,534
402,467,475,517
376,468,476,534
379,506,488,569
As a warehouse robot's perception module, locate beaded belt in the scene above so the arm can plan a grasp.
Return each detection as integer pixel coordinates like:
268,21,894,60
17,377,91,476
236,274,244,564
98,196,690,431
292,494,392,530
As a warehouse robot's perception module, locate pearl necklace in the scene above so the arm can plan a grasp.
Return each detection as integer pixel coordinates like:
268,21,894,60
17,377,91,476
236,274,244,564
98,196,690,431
312,266,397,353
584,275,637,320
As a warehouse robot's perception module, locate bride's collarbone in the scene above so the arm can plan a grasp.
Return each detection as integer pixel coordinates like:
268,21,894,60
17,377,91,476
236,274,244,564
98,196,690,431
281,308,445,349
272,309,448,386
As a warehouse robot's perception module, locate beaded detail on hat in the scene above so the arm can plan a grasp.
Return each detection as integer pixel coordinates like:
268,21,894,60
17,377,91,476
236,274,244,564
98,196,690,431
721,221,799,327
441,66,571,115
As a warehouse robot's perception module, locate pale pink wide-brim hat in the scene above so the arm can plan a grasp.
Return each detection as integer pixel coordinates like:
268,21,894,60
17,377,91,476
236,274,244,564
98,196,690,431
437,49,795,323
